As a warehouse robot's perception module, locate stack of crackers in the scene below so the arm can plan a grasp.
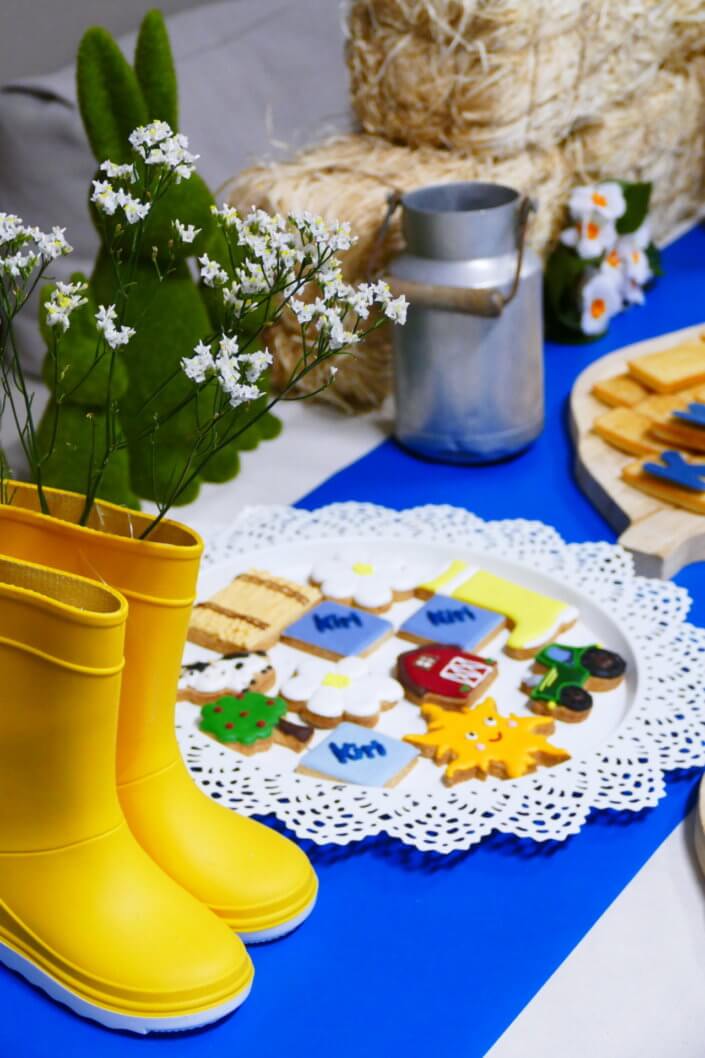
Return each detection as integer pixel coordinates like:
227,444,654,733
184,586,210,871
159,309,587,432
591,335,705,514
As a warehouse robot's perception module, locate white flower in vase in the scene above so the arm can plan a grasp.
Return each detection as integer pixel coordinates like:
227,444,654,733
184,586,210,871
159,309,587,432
560,214,617,260
568,182,626,221
580,272,623,335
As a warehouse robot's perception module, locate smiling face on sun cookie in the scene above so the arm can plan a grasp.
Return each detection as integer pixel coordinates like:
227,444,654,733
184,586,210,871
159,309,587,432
404,697,570,784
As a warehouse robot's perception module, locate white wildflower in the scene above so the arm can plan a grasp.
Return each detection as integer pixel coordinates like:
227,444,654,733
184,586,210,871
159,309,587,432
617,236,652,286
569,182,626,222
239,348,272,383
623,279,646,305
211,204,240,226
100,160,136,182
560,215,617,260
580,272,622,336
289,298,316,325
0,251,40,278
222,285,244,312
45,281,88,332
174,220,201,244
0,213,23,246
35,225,72,261
91,180,120,216
129,122,198,183
382,295,408,325
199,254,228,288
116,190,151,225
95,303,134,349
181,339,215,383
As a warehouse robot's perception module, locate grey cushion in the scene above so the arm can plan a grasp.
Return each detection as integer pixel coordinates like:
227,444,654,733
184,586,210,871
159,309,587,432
0,0,352,374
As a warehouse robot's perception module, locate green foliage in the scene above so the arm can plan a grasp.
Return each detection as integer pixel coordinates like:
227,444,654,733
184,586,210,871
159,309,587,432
77,28,148,164
34,10,277,510
35,403,138,508
616,182,652,236
134,10,178,130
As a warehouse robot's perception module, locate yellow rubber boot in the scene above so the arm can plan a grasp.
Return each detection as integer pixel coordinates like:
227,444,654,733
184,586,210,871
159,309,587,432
0,484,317,941
0,554,252,1032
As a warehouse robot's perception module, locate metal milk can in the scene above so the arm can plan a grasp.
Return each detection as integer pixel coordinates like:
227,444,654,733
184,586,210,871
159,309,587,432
387,181,544,463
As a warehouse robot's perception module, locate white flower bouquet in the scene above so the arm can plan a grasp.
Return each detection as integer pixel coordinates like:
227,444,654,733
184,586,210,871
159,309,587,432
545,180,662,339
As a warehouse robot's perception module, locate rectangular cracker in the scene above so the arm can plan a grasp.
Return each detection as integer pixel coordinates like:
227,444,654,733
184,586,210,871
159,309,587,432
188,569,321,652
591,373,651,408
622,457,705,515
592,407,662,456
628,340,705,393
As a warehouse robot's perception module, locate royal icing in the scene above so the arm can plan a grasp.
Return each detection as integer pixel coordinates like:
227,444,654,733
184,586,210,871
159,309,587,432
277,713,315,749
673,402,705,428
397,645,497,705
526,643,626,718
398,593,505,651
310,552,444,611
281,656,404,724
404,698,570,783
179,652,272,697
282,600,393,659
416,559,469,598
643,450,705,492
200,691,287,747
452,571,577,653
297,721,419,787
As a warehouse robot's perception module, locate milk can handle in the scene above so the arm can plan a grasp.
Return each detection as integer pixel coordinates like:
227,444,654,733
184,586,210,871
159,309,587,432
369,191,535,319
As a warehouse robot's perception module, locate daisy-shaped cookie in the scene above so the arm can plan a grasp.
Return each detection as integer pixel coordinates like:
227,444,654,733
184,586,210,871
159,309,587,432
310,552,443,613
280,656,404,728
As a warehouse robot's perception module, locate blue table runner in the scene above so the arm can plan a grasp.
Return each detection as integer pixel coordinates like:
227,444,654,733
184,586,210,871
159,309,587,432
3,226,705,1058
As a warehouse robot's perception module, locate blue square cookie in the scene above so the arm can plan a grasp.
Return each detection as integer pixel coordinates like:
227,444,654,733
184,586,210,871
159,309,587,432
282,600,393,660
398,593,505,651
297,722,419,787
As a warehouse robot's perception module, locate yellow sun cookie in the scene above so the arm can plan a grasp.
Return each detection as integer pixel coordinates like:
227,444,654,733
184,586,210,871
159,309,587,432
404,698,570,785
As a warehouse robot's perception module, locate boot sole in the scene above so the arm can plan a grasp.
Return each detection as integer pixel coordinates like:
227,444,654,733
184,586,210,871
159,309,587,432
239,893,317,944
0,939,252,1034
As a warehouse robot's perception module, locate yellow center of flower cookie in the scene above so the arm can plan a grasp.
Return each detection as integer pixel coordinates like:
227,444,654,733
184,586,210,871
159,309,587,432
322,672,352,689
352,562,375,576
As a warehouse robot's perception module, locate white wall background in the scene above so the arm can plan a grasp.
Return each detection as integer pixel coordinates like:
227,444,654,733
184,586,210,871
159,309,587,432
0,0,213,81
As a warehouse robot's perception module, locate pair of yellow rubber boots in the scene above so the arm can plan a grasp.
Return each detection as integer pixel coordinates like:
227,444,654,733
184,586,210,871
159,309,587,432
0,483,317,1033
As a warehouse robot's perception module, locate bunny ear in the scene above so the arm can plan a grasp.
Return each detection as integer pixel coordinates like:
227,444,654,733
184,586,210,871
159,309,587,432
76,27,148,163
134,10,178,129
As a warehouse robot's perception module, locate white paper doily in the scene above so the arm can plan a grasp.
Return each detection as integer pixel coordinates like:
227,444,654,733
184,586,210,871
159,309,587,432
176,503,705,853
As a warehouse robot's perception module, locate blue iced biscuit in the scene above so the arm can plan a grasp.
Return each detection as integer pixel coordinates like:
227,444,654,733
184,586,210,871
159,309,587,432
398,593,505,651
297,722,419,787
282,600,393,660
643,450,705,492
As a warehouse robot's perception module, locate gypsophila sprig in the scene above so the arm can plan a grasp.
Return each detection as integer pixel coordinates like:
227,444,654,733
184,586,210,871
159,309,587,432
0,122,407,538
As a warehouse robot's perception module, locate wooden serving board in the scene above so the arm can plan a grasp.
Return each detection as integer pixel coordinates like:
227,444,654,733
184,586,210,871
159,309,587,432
569,322,705,579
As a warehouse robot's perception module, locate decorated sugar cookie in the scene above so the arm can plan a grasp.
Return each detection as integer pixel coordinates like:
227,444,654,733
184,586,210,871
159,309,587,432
297,721,419,787
177,651,275,704
310,552,445,613
282,600,393,660
522,643,627,723
397,645,497,708
622,453,705,514
200,691,288,755
200,693,314,754
416,559,469,600
452,571,577,658
398,593,505,651
281,656,404,728
188,569,321,653
404,698,570,785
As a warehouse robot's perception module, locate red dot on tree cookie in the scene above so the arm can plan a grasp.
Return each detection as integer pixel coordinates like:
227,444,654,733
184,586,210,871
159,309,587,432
256,719,266,728
213,706,222,713
239,710,249,718
225,722,234,730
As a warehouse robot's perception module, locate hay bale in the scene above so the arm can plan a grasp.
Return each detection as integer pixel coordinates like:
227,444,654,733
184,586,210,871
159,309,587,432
225,136,571,410
346,0,703,156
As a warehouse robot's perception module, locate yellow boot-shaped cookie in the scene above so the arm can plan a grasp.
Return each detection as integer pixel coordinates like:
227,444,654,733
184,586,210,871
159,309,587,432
0,554,252,1032
0,484,317,941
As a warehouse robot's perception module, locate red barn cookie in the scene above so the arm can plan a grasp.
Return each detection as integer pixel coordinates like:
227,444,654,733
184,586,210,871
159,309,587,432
397,645,497,709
